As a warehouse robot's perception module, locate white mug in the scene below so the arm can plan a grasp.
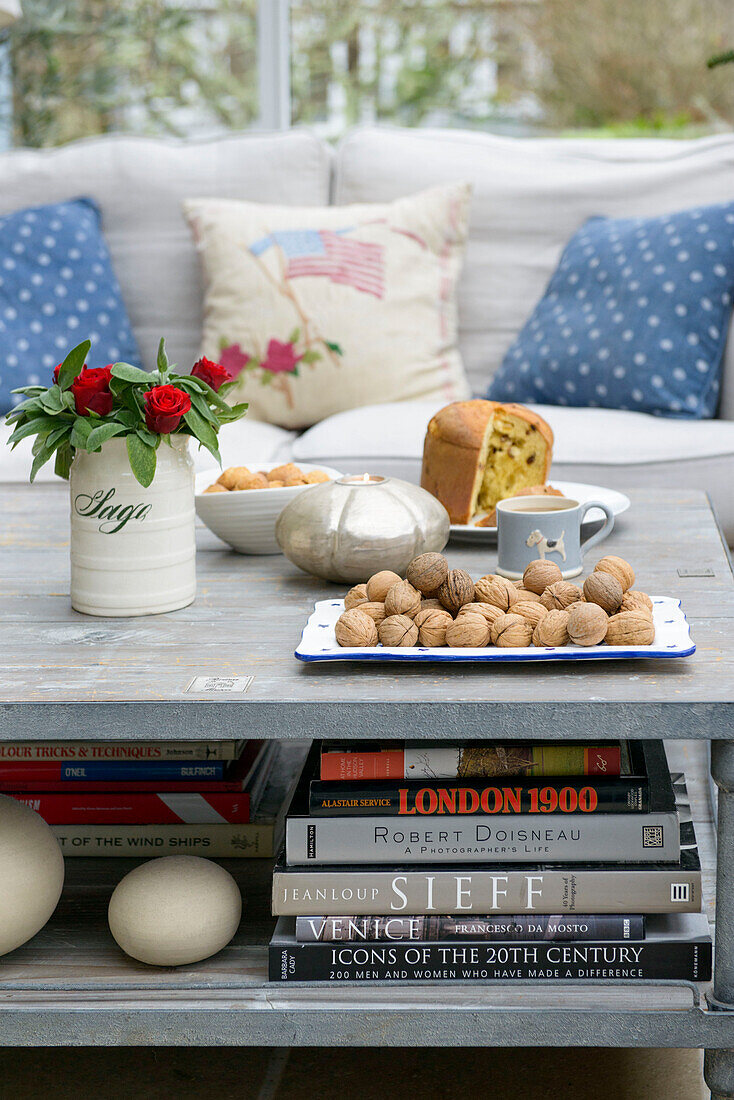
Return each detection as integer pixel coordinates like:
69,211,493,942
496,495,615,580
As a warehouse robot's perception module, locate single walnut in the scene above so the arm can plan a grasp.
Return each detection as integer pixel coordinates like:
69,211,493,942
335,609,378,648
446,613,490,648
490,613,533,648
523,559,563,595
568,603,608,646
514,587,543,604
406,553,449,596
540,580,582,611
379,614,419,647
284,475,308,486
204,482,228,493
621,590,654,615
415,607,454,647
438,569,475,614
305,470,330,484
474,575,519,612
458,602,505,626
268,480,285,488
606,611,655,646
344,583,369,611
218,466,249,489
583,572,623,614
420,598,444,612
594,555,635,592
533,609,570,647
366,570,402,603
384,579,422,619
358,601,387,626
513,601,547,628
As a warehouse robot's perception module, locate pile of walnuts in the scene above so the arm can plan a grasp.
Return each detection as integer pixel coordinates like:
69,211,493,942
334,552,655,650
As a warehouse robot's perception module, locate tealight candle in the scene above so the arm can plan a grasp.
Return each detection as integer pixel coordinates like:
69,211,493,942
338,474,385,486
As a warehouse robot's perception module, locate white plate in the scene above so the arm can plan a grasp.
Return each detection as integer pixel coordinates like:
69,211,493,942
449,481,631,542
296,596,694,663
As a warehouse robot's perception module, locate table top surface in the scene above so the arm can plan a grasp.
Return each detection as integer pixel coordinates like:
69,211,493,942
1,484,732,741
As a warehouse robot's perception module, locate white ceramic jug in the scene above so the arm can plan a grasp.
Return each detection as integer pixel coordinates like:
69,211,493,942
69,436,196,616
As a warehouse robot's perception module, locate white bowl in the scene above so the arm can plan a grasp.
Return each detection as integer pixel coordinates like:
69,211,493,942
195,462,343,555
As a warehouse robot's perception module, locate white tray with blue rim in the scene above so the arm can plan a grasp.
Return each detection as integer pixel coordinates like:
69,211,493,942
295,596,694,663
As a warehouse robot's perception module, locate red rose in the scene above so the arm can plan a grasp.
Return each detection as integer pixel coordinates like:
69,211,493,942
261,338,302,375
191,356,230,392
53,363,61,384
71,365,113,416
144,385,191,434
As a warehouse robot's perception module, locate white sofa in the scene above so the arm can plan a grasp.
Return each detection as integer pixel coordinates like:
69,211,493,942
2,125,734,539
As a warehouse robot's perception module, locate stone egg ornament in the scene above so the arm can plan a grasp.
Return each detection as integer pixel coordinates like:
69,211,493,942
0,794,64,955
108,855,242,967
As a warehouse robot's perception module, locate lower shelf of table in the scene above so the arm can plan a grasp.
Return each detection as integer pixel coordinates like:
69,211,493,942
0,742,727,1048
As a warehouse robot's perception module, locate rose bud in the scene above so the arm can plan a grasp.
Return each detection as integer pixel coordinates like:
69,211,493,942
70,365,113,416
191,357,230,392
144,384,192,434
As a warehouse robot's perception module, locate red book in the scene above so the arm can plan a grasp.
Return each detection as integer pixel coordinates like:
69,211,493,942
320,743,623,781
7,791,250,824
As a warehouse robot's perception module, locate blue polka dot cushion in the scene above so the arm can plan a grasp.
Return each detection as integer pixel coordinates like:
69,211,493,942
0,197,141,414
488,202,734,418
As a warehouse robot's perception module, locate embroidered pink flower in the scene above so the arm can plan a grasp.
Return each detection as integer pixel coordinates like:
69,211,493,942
219,343,250,379
261,339,302,375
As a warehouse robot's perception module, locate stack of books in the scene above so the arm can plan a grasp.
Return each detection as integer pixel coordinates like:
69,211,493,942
2,739,293,857
269,740,712,982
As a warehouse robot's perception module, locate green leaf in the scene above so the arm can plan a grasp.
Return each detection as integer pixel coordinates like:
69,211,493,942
57,340,91,391
156,338,169,376
300,349,321,365
183,407,221,463
5,395,45,420
136,427,159,448
187,388,218,425
29,437,59,482
10,385,46,397
126,433,157,488
38,386,64,414
69,417,94,450
111,362,153,384
288,327,301,344
116,408,141,428
8,415,60,447
326,341,344,355
54,442,72,481
181,375,231,413
86,421,128,452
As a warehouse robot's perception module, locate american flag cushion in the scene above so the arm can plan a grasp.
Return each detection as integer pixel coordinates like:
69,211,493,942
183,184,471,429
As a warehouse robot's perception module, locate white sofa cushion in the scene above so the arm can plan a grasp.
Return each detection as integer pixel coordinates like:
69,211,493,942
0,130,331,378
293,400,734,543
334,127,734,415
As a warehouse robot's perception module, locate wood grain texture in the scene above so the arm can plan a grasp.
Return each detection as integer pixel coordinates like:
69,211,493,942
0,486,731,739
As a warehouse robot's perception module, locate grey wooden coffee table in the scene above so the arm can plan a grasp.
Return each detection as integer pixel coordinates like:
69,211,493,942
0,484,733,1098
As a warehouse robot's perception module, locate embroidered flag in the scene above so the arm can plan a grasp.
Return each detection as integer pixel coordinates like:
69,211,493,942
250,228,385,299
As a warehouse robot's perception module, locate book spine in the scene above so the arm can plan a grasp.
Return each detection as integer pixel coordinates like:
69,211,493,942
10,792,250,824
0,742,241,762
269,937,711,983
319,745,622,781
0,761,226,782
294,914,645,942
272,867,701,916
285,811,680,865
309,777,646,816
0,778,245,793
52,823,274,857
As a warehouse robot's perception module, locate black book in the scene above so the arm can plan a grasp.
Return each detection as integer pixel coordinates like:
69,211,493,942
269,913,711,983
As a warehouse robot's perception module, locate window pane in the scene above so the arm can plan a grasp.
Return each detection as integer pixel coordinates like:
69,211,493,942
10,1,259,148
290,0,734,138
